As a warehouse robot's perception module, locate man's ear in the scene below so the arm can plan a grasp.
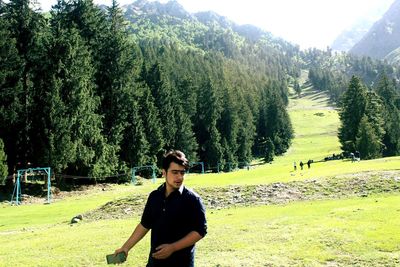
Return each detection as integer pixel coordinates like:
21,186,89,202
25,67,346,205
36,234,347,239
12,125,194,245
162,169,166,177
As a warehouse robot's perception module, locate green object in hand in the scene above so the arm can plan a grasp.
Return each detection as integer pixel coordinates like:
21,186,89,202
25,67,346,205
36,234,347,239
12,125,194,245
106,252,127,264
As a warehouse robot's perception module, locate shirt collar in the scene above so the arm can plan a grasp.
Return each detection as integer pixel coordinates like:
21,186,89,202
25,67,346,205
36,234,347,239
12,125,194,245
158,183,184,195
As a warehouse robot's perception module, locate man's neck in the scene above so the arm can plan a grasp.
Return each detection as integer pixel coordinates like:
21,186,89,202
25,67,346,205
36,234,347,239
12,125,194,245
165,184,183,197
165,186,174,197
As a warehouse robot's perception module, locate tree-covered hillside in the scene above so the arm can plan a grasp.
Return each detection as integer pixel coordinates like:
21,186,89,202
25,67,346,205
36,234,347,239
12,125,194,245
1,0,399,179
0,0,299,178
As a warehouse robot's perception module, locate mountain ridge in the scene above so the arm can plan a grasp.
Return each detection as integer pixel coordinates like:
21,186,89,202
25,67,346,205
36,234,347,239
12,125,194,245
349,0,400,59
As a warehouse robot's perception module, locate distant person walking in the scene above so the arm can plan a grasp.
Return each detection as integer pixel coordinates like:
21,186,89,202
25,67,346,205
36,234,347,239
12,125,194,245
293,161,297,171
299,161,304,170
350,152,355,162
307,160,311,169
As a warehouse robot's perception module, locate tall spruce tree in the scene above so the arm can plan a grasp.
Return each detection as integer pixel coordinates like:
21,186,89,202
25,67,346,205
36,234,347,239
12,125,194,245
3,0,46,169
375,74,400,156
95,0,142,171
120,89,151,167
264,137,275,163
0,11,23,172
145,62,177,150
0,138,8,179
364,91,385,156
195,78,223,169
174,77,198,161
338,76,367,153
256,85,293,156
267,92,293,155
174,104,198,162
255,87,269,156
45,24,112,176
236,101,255,164
138,82,164,165
219,86,239,166
356,116,382,159
49,0,124,177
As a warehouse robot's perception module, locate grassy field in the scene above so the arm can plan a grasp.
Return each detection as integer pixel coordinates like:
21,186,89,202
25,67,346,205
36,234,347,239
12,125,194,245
1,194,399,266
1,83,399,266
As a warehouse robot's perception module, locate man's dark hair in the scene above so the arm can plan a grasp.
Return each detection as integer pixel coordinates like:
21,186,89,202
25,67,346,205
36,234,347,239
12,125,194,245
162,150,189,170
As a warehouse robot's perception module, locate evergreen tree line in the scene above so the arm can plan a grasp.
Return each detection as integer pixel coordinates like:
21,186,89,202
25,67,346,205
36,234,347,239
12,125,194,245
0,0,294,179
338,75,400,159
304,48,399,102
303,48,400,159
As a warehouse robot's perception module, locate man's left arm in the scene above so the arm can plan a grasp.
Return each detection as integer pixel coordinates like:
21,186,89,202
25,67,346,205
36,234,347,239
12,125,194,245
152,231,203,259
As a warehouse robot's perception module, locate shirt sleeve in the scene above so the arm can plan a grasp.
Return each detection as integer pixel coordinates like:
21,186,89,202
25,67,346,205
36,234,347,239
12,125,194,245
140,193,153,229
190,195,207,237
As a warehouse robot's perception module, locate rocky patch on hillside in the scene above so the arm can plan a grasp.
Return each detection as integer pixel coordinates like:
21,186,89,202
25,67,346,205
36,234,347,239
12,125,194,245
84,171,400,221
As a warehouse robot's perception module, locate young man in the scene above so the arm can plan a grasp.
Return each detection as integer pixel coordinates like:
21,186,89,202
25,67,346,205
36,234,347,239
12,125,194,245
114,150,207,267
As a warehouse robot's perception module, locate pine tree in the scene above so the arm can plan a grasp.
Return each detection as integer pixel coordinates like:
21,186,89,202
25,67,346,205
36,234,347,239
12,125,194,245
264,138,275,163
176,77,198,121
219,86,239,166
236,102,255,164
267,94,293,155
174,104,198,162
95,0,142,171
0,138,8,179
120,88,151,167
375,74,400,156
195,78,223,169
338,76,367,153
356,116,382,159
174,76,199,161
3,0,46,168
145,62,177,149
0,12,23,172
52,0,107,52
138,83,165,165
256,85,293,157
45,25,112,177
364,91,385,153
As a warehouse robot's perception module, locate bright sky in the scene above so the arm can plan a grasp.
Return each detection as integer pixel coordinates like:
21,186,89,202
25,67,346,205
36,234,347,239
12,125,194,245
38,0,395,49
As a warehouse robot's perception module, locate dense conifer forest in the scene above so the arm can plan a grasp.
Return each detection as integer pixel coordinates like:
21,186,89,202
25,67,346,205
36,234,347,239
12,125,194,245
1,0,400,180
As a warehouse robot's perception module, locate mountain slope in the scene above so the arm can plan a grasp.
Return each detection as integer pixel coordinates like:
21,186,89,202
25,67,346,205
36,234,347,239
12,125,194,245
349,0,400,59
331,18,376,52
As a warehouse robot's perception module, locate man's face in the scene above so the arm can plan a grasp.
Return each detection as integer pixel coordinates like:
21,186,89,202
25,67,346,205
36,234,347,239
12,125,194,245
163,162,186,191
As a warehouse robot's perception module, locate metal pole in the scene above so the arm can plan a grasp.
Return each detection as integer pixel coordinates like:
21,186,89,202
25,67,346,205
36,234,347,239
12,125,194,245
131,168,136,184
152,166,156,183
16,175,20,205
46,168,51,204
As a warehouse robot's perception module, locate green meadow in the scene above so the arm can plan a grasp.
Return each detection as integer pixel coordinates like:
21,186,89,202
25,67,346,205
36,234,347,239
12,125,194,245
1,86,399,266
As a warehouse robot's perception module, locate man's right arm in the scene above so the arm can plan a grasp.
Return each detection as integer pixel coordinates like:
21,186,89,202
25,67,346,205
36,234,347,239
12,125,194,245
115,223,149,257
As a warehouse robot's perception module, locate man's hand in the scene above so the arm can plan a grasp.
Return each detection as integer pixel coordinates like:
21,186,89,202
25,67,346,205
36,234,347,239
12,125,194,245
152,244,176,259
114,247,128,258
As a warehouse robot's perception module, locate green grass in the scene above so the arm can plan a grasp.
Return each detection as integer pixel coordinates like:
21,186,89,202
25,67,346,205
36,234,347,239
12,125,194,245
1,194,399,266
196,193,400,266
0,183,152,231
1,80,400,266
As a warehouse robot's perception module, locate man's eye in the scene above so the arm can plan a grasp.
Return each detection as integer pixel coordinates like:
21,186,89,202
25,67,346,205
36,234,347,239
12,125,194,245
171,170,185,175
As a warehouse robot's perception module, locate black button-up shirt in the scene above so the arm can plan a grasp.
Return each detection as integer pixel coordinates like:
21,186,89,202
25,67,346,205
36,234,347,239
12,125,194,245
141,183,207,267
